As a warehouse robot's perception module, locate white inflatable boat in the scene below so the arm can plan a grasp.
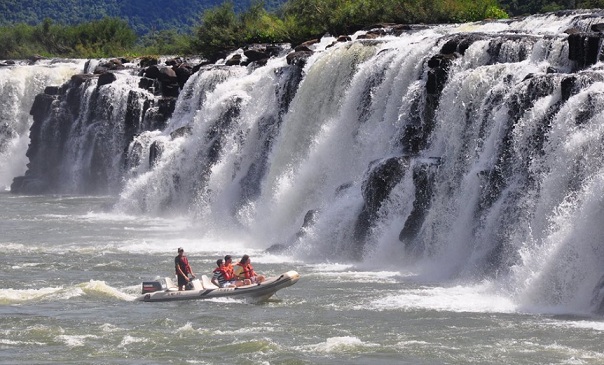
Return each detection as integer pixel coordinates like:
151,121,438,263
137,270,300,302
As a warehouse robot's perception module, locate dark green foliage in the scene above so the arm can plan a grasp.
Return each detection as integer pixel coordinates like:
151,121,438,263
193,0,509,59
194,1,286,59
0,18,136,58
499,0,604,15
2,0,601,60
0,0,278,35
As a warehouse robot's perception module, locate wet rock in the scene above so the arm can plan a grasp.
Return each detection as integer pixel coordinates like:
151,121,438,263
149,141,163,167
354,157,409,245
286,50,313,67
170,126,192,139
97,72,117,87
226,54,242,66
567,32,604,69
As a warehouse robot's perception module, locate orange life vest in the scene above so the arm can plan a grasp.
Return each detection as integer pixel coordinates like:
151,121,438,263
235,262,255,279
223,263,235,280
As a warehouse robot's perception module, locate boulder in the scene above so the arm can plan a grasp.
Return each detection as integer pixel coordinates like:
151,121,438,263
353,157,409,245
567,32,604,69
226,54,242,66
149,141,163,168
170,125,192,139
97,72,117,87
286,50,313,67
174,64,193,88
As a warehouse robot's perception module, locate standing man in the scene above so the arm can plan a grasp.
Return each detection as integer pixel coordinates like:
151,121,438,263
175,247,195,291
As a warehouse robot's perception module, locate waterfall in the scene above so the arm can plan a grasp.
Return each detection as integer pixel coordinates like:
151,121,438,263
0,60,84,190
10,10,604,314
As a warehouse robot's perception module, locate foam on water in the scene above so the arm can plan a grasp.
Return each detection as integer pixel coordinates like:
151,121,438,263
80,280,137,301
57,334,99,347
362,282,517,313
0,287,65,304
307,269,400,284
298,336,380,353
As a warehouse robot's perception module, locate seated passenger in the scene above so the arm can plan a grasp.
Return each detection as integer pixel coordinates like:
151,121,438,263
234,254,265,284
224,255,251,285
212,258,245,288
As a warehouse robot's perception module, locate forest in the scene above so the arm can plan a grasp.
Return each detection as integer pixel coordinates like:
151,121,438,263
0,0,602,60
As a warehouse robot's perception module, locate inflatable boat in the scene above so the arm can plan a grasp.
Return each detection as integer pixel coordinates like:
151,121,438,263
137,270,300,302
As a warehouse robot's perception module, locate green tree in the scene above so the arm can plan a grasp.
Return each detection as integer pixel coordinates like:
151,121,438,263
194,1,240,60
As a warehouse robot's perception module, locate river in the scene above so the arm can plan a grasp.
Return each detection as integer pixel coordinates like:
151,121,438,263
1,192,603,364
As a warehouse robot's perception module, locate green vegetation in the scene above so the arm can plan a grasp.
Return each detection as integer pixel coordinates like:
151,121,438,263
194,0,509,60
0,18,137,59
0,0,279,35
499,0,604,16
1,0,603,61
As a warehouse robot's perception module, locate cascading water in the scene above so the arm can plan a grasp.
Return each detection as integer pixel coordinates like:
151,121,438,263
0,60,84,190
10,10,604,314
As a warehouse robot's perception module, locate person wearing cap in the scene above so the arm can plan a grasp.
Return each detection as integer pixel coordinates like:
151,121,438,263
175,247,196,290
234,254,265,284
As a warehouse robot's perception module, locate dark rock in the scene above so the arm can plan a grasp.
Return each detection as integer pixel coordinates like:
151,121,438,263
44,86,60,95
149,141,163,168
426,54,455,95
294,45,313,52
70,74,94,87
295,209,318,238
441,33,487,55
165,57,183,66
592,274,604,314
244,49,270,62
94,59,124,74
354,157,409,246
10,176,47,194
358,33,381,40
28,55,44,64
399,162,437,254
286,51,313,67
145,98,177,130
337,35,352,42
226,54,242,66
174,64,193,88
29,93,57,123
138,77,157,92
97,72,117,87
591,23,604,32
157,67,177,83
170,126,192,139
144,65,161,79
140,56,159,68
297,39,319,49
142,67,180,97
567,32,604,69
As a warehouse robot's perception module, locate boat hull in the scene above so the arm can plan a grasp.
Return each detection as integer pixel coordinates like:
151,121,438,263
137,270,300,302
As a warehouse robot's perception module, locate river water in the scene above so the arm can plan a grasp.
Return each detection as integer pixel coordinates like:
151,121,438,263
1,192,603,364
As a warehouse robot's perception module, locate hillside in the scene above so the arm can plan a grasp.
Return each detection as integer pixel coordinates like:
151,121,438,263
0,0,286,34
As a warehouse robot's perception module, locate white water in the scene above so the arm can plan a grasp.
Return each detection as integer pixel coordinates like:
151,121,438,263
5,11,604,318
0,60,85,189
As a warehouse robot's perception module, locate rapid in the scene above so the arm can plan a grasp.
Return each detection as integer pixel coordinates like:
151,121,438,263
2,10,604,364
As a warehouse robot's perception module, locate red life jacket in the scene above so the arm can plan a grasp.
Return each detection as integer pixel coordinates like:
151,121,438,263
175,255,191,276
236,262,255,279
223,263,235,280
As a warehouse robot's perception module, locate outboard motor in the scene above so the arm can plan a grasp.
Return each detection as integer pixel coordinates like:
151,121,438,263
141,281,162,294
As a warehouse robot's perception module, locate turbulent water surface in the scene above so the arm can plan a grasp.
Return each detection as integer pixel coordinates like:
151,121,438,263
1,193,603,364
3,10,604,364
